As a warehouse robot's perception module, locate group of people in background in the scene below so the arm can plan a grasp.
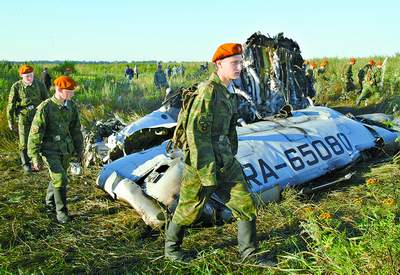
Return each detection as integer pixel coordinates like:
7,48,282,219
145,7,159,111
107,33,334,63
304,58,385,105
124,62,186,91
154,62,186,90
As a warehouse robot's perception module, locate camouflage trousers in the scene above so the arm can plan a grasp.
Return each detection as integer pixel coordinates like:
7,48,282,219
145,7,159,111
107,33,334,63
18,114,34,151
172,160,257,226
42,154,71,188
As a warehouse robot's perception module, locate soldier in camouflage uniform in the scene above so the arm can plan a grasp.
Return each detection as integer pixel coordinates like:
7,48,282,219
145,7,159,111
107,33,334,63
7,65,49,172
154,63,169,90
165,43,272,266
28,76,83,224
343,58,356,93
356,60,377,106
357,62,372,92
305,62,316,98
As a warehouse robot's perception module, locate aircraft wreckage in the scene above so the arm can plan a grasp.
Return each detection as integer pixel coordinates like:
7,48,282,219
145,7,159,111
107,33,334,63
84,32,400,228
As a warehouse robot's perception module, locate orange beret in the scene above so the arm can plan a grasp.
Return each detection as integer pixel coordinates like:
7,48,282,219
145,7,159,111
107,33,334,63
212,43,243,62
19,65,33,75
54,76,76,90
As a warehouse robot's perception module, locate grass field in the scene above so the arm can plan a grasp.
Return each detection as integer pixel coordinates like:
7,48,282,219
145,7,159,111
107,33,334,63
0,58,399,274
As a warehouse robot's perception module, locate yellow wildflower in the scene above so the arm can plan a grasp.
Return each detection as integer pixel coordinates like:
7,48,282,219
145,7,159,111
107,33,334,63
319,212,334,220
366,178,378,186
352,198,362,205
383,198,396,207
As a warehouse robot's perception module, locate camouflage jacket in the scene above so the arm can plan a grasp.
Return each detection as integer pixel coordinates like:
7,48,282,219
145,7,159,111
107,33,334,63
154,70,168,88
7,79,49,125
185,72,239,186
27,96,83,165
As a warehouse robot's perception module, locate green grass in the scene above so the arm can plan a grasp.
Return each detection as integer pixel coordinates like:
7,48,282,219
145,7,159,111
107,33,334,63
0,59,399,274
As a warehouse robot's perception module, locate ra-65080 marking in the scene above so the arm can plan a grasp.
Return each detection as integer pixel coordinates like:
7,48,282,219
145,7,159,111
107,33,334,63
242,133,353,185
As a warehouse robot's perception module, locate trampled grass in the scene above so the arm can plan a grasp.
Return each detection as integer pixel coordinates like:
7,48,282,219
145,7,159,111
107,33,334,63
0,59,399,274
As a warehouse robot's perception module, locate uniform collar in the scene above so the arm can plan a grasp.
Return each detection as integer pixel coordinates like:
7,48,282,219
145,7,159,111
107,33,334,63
51,96,69,109
209,72,234,96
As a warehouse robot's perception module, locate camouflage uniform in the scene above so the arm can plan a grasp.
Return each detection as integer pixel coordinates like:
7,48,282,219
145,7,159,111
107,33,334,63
172,72,256,226
154,69,169,89
28,96,83,223
356,66,378,106
343,63,356,92
357,64,370,91
165,73,261,263
7,79,49,170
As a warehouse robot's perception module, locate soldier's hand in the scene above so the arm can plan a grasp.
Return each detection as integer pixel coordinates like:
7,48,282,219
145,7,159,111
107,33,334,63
32,163,41,172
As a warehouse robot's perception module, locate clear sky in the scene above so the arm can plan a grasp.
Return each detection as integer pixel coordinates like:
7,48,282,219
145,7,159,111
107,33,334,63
0,0,398,62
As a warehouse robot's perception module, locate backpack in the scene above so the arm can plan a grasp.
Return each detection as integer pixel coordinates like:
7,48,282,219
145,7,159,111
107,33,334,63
171,83,199,151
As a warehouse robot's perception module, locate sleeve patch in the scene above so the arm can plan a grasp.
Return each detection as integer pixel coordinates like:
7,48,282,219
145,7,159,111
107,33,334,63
198,114,210,133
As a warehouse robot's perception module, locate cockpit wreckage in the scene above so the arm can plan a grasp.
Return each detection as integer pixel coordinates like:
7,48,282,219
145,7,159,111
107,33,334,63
84,32,400,228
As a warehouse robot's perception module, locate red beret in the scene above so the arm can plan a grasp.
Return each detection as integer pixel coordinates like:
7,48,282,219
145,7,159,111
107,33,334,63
54,76,76,90
19,65,34,75
212,43,243,63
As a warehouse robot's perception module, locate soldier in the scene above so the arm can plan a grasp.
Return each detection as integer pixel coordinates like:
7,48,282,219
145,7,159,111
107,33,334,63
343,58,356,93
317,60,328,79
40,67,52,91
356,60,377,106
314,60,329,97
357,61,371,92
305,62,316,98
7,65,49,172
154,63,169,90
165,43,273,266
28,76,83,224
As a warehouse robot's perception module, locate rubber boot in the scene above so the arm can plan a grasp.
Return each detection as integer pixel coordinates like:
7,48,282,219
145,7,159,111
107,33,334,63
45,182,55,213
238,219,276,267
54,186,70,224
20,150,32,173
164,222,189,262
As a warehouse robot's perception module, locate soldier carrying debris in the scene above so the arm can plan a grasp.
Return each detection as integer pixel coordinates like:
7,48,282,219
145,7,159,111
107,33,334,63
356,60,377,106
164,43,274,266
28,76,83,224
7,65,49,172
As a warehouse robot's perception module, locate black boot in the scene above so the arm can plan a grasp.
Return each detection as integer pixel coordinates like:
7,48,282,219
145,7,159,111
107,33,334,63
54,187,70,224
164,222,190,262
238,219,276,267
20,150,32,173
45,182,55,213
